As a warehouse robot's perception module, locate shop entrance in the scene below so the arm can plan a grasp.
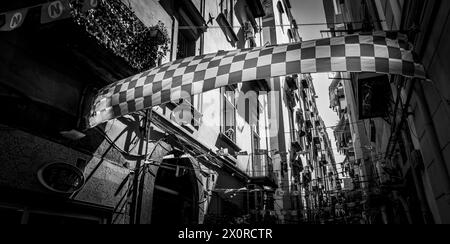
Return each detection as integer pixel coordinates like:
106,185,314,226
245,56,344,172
151,157,199,224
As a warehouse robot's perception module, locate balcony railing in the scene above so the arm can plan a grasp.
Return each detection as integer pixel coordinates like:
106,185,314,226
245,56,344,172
251,153,276,182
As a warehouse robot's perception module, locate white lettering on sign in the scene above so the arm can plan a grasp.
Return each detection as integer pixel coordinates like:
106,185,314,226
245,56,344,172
10,12,23,29
48,1,64,19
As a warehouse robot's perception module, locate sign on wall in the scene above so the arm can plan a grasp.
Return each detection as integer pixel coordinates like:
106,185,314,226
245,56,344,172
357,74,391,120
37,163,85,194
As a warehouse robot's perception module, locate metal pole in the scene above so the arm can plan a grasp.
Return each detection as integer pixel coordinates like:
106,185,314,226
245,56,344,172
130,109,152,224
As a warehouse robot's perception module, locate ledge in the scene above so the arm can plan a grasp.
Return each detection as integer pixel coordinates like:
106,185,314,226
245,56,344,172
218,132,242,153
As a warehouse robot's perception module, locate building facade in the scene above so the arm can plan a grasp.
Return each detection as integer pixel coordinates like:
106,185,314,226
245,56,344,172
294,74,340,224
324,0,450,224
0,0,310,224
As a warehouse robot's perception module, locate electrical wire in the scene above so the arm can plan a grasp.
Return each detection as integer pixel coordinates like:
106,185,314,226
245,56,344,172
280,119,368,133
135,150,390,176
92,117,386,178
174,20,387,30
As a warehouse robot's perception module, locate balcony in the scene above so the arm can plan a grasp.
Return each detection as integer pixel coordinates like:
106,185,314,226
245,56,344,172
71,0,171,71
250,153,278,189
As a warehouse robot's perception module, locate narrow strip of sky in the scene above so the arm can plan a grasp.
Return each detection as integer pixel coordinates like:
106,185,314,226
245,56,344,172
291,0,346,164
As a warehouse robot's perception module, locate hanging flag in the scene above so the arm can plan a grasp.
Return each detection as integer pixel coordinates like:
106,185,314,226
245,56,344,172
82,0,99,12
0,8,28,31
87,32,427,128
41,0,71,24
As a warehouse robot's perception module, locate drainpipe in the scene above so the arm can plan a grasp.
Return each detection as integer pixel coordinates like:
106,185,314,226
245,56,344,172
200,0,205,56
415,81,450,223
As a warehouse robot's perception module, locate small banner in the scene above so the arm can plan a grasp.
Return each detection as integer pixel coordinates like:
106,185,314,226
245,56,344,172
82,0,99,12
0,8,28,31
41,0,72,24
0,1,98,32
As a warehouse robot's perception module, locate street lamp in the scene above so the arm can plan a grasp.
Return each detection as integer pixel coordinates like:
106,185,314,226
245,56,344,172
149,24,165,44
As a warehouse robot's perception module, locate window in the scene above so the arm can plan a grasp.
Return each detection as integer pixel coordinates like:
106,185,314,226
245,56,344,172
288,109,296,142
333,0,342,15
277,1,285,14
245,94,261,136
292,19,298,29
287,29,294,41
251,98,261,152
222,86,237,142
252,131,262,177
284,0,291,9
177,30,196,59
220,0,234,26
277,1,284,32
253,133,260,151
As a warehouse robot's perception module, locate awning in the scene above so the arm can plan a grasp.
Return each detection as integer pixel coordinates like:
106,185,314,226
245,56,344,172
88,31,427,128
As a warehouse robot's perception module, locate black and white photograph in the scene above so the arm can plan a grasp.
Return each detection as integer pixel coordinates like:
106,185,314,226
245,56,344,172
0,0,448,230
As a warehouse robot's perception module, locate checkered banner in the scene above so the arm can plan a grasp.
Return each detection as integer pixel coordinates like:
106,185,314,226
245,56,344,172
87,31,426,128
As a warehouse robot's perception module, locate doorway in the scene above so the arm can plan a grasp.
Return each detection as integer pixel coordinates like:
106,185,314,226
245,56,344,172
151,157,199,224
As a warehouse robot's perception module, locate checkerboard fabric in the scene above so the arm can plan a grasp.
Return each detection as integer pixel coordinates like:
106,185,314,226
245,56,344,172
88,31,426,128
